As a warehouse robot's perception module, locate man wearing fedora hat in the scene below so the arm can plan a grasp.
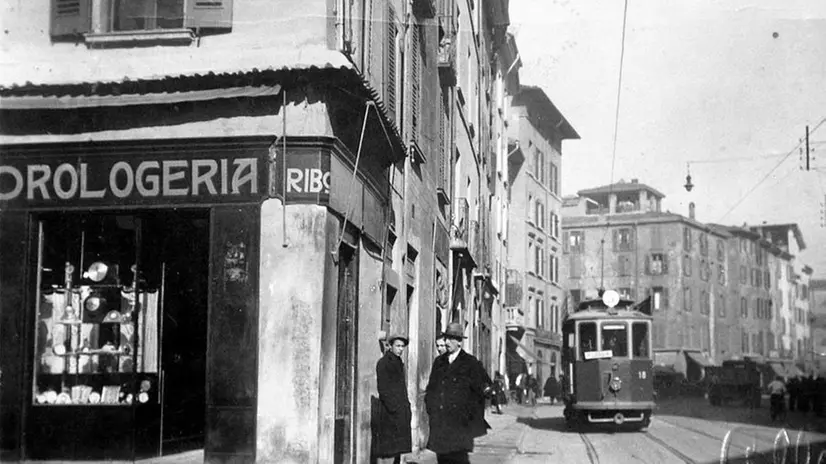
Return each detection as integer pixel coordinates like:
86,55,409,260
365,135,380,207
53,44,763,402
373,333,412,464
425,322,491,463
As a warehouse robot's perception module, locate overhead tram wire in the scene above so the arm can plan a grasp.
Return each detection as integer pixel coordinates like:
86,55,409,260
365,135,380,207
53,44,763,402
714,117,826,225
598,0,631,292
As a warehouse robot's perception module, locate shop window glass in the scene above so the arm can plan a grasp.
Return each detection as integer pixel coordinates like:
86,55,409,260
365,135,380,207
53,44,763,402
33,213,159,407
601,322,628,357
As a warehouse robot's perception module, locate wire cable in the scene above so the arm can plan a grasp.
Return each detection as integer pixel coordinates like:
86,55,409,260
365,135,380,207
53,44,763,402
598,0,630,291
715,118,826,224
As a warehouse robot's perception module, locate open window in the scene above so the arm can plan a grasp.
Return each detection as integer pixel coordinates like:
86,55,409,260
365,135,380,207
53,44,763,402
51,0,233,43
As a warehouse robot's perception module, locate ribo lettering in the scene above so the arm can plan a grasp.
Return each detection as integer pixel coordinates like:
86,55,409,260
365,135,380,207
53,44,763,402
286,168,331,194
0,158,258,202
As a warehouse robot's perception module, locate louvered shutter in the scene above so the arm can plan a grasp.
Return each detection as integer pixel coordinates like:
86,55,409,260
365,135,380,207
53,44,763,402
410,24,421,144
438,95,446,190
386,4,398,121
185,0,233,29
612,229,618,251
644,255,651,275
562,231,569,253
50,0,92,37
662,288,669,308
662,255,669,274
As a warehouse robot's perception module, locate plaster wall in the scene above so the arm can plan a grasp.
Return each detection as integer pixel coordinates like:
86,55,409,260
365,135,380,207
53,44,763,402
0,0,334,86
257,199,329,463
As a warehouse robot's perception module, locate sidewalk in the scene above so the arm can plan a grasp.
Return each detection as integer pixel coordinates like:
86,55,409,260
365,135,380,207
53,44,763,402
406,404,528,464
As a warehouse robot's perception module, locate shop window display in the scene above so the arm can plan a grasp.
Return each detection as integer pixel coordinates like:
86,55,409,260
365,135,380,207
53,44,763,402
33,214,159,407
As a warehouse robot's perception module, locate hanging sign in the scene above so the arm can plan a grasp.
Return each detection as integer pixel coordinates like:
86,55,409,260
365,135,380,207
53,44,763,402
0,152,265,209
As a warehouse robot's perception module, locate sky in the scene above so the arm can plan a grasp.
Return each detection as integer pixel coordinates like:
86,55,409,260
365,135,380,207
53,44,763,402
509,0,826,278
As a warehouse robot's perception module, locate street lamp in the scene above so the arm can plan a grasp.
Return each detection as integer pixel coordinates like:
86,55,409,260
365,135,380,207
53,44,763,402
684,163,694,192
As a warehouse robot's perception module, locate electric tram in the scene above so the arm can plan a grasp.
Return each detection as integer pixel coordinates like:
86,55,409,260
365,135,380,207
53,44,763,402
561,290,654,430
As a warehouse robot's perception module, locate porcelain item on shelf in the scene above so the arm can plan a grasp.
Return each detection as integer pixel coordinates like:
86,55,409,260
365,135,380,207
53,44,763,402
84,262,109,282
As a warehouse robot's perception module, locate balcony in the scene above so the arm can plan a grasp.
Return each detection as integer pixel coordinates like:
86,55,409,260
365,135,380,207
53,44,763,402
450,198,476,268
437,36,456,85
505,307,524,330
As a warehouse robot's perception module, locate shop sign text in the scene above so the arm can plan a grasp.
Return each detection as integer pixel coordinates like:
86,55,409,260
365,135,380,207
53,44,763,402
0,156,262,208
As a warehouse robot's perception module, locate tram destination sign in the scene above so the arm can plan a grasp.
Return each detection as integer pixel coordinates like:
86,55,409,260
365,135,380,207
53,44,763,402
584,350,614,360
0,152,265,209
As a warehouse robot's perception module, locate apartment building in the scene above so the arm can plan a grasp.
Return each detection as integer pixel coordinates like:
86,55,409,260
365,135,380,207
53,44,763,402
0,0,473,462
811,279,826,374
486,33,521,377
505,86,578,388
750,223,814,372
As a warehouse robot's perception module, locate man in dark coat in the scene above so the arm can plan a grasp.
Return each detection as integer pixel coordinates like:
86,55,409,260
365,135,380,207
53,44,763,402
543,376,559,405
425,322,491,464
373,334,412,463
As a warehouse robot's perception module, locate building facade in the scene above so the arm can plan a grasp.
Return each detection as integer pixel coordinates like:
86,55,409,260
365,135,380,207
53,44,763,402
505,86,578,389
0,0,462,462
810,279,826,374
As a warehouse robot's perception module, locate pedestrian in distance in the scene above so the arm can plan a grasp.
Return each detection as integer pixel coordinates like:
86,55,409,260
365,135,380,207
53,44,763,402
526,374,538,406
490,371,505,414
543,375,559,405
373,334,412,464
767,375,787,422
435,334,448,356
425,322,491,464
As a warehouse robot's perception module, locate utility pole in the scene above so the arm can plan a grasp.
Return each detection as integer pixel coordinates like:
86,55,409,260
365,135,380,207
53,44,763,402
806,126,810,171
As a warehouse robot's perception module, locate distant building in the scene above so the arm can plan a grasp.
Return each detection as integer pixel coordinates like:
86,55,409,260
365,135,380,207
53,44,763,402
810,279,826,374
561,180,721,376
505,86,578,388
750,223,814,372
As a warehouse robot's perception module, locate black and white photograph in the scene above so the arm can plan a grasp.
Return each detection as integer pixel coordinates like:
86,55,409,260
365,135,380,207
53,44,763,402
1,0,825,462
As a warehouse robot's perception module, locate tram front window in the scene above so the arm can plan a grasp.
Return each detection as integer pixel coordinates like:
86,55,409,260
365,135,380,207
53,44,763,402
579,322,597,357
601,323,628,357
633,322,650,358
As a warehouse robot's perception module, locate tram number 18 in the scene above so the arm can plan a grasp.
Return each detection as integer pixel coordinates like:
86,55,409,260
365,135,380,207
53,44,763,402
638,371,647,379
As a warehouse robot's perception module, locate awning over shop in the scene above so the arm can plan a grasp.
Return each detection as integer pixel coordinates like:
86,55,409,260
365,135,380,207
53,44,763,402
508,335,552,365
685,351,715,368
0,84,284,110
654,351,678,368
787,364,806,378
769,362,787,378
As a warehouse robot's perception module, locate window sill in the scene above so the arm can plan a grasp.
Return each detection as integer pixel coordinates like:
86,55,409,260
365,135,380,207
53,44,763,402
84,28,195,47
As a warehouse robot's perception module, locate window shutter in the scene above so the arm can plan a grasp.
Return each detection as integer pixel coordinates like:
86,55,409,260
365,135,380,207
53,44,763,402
50,0,92,37
185,0,234,29
663,255,669,274
562,231,569,253
612,229,618,251
386,4,398,121
662,288,669,308
438,95,447,191
410,24,421,144
644,255,651,275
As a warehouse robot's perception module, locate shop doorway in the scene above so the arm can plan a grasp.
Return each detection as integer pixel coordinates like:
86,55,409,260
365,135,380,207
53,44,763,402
333,244,358,464
142,211,209,456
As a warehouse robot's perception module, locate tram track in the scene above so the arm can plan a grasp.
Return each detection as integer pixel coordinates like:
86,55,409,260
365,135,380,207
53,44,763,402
578,432,600,464
642,431,699,464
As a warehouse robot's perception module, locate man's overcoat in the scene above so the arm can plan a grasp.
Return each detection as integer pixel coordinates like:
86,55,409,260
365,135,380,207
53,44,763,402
425,350,490,454
374,350,412,457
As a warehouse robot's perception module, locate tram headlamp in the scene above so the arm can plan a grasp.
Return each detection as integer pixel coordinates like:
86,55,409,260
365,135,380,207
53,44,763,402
609,377,622,392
